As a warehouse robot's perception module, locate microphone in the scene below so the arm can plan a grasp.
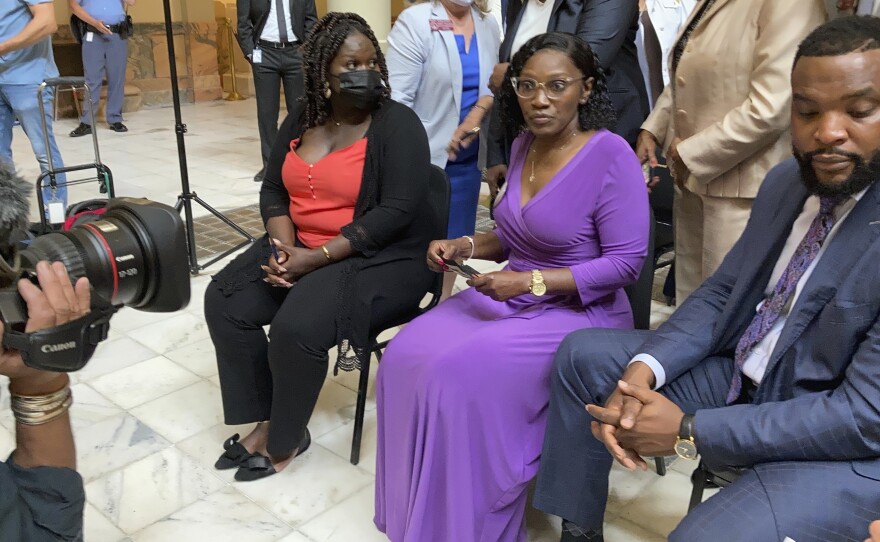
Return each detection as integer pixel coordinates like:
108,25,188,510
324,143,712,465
0,160,31,262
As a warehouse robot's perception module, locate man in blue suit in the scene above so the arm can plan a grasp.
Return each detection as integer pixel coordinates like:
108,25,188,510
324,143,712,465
533,16,880,542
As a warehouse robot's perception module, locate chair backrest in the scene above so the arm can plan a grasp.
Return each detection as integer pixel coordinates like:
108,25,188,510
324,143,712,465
424,165,451,304
648,158,674,227
624,207,657,331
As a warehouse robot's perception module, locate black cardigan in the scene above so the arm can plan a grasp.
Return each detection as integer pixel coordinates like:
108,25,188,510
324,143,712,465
259,99,436,369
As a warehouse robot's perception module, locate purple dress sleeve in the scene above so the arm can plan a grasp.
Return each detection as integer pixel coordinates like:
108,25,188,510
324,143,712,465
569,147,650,307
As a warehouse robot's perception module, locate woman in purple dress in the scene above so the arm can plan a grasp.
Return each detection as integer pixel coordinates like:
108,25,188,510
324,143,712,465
374,33,650,541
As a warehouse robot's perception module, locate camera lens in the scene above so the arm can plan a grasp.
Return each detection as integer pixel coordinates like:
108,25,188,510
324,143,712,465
19,198,190,311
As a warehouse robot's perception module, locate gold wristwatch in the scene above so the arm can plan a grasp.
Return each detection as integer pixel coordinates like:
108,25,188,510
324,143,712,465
529,270,547,296
674,414,698,460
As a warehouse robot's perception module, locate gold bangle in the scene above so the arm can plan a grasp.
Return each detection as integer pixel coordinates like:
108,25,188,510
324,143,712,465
10,385,73,426
321,245,332,261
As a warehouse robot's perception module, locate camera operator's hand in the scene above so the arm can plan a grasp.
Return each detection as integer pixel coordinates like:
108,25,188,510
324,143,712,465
1,262,90,392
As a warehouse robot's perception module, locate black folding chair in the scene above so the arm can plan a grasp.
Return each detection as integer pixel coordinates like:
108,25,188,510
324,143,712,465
688,461,744,511
349,165,450,465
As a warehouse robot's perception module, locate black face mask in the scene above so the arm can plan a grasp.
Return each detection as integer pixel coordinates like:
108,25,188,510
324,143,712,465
333,70,385,110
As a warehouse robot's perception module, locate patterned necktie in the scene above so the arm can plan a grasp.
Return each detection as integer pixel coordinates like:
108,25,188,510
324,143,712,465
276,0,289,42
726,196,845,403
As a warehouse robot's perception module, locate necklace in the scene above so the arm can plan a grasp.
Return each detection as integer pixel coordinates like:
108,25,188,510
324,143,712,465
529,131,578,183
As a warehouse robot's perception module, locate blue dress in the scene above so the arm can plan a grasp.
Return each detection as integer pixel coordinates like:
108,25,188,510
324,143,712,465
446,34,482,239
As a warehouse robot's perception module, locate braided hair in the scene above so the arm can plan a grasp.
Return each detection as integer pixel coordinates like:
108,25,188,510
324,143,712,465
300,12,391,128
497,32,617,135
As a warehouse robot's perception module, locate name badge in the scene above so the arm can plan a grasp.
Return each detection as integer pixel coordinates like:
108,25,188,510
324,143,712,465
429,19,454,31
251,48,262,64
85,31,94,42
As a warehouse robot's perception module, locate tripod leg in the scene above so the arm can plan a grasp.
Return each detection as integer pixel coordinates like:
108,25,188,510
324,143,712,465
191,194,256,241
177,194,200,274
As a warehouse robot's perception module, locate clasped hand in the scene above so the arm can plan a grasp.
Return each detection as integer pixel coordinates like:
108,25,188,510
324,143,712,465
261,239,319,288
586,380,684,471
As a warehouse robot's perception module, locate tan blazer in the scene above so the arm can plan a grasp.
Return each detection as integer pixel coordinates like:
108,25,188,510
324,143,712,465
642,0,826,198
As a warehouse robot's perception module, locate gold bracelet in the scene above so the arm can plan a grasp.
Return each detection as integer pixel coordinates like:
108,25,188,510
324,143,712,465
321,245,332,261
472,104,488,113
10,385,73,426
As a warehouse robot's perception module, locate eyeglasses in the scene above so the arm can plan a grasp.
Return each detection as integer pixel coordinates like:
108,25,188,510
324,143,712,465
510,76,586,100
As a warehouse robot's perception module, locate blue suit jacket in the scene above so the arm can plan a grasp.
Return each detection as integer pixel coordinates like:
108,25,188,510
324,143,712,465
641,158,880,483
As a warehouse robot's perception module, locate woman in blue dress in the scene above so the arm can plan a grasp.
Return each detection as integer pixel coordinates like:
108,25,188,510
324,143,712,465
387,0,501,297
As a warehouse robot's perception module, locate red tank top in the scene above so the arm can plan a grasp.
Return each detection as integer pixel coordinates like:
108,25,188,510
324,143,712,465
282,137,367,248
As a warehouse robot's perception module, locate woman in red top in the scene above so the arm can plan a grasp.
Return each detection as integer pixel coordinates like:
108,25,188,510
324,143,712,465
204,13,437,481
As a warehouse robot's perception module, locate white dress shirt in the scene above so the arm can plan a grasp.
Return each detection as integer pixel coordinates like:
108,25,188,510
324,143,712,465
633,188,867,389
857,0,876,14
260,0,297,43
642,0,698,86
490,0,505,37
509,0,555,60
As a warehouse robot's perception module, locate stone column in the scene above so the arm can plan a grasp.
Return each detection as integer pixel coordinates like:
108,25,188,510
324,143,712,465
326,0,392,47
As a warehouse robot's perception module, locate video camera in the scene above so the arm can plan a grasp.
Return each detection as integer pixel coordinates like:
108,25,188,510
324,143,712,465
0,165,190,372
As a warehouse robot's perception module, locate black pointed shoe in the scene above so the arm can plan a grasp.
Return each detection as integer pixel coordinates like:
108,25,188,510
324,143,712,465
234,428,311,482
214,433,255,470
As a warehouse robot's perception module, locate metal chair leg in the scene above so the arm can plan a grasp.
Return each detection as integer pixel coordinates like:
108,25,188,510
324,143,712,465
654,456,667,476
688,461,709,511
350,348,374,465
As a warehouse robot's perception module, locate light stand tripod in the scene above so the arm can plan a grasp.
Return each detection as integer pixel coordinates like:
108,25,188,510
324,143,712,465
162,0,254,274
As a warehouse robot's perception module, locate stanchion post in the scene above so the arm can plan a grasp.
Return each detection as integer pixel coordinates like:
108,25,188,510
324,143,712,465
224,17,246,101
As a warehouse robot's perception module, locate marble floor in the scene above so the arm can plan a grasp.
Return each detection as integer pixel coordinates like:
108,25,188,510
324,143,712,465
2,100,702,542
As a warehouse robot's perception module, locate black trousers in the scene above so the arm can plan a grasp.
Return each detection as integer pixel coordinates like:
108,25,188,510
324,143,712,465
251,45,303,166
204,241,426,456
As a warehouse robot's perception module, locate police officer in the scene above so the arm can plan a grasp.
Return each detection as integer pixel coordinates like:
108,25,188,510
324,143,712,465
68,0,135,136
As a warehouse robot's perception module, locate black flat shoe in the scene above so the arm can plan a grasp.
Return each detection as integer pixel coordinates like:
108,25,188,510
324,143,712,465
109,122,128,132
214,433,254,470
234,428,311,482
69,122,92,137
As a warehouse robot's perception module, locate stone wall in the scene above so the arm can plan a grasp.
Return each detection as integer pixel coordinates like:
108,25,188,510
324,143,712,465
54,21,222,108
128,21,222,106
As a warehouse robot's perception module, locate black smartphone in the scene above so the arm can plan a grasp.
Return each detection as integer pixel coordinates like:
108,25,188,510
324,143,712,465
460,127,480,142
440,257,481,279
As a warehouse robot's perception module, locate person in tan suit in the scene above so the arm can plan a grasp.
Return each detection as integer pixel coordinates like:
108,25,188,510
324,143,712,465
636,0,826,302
